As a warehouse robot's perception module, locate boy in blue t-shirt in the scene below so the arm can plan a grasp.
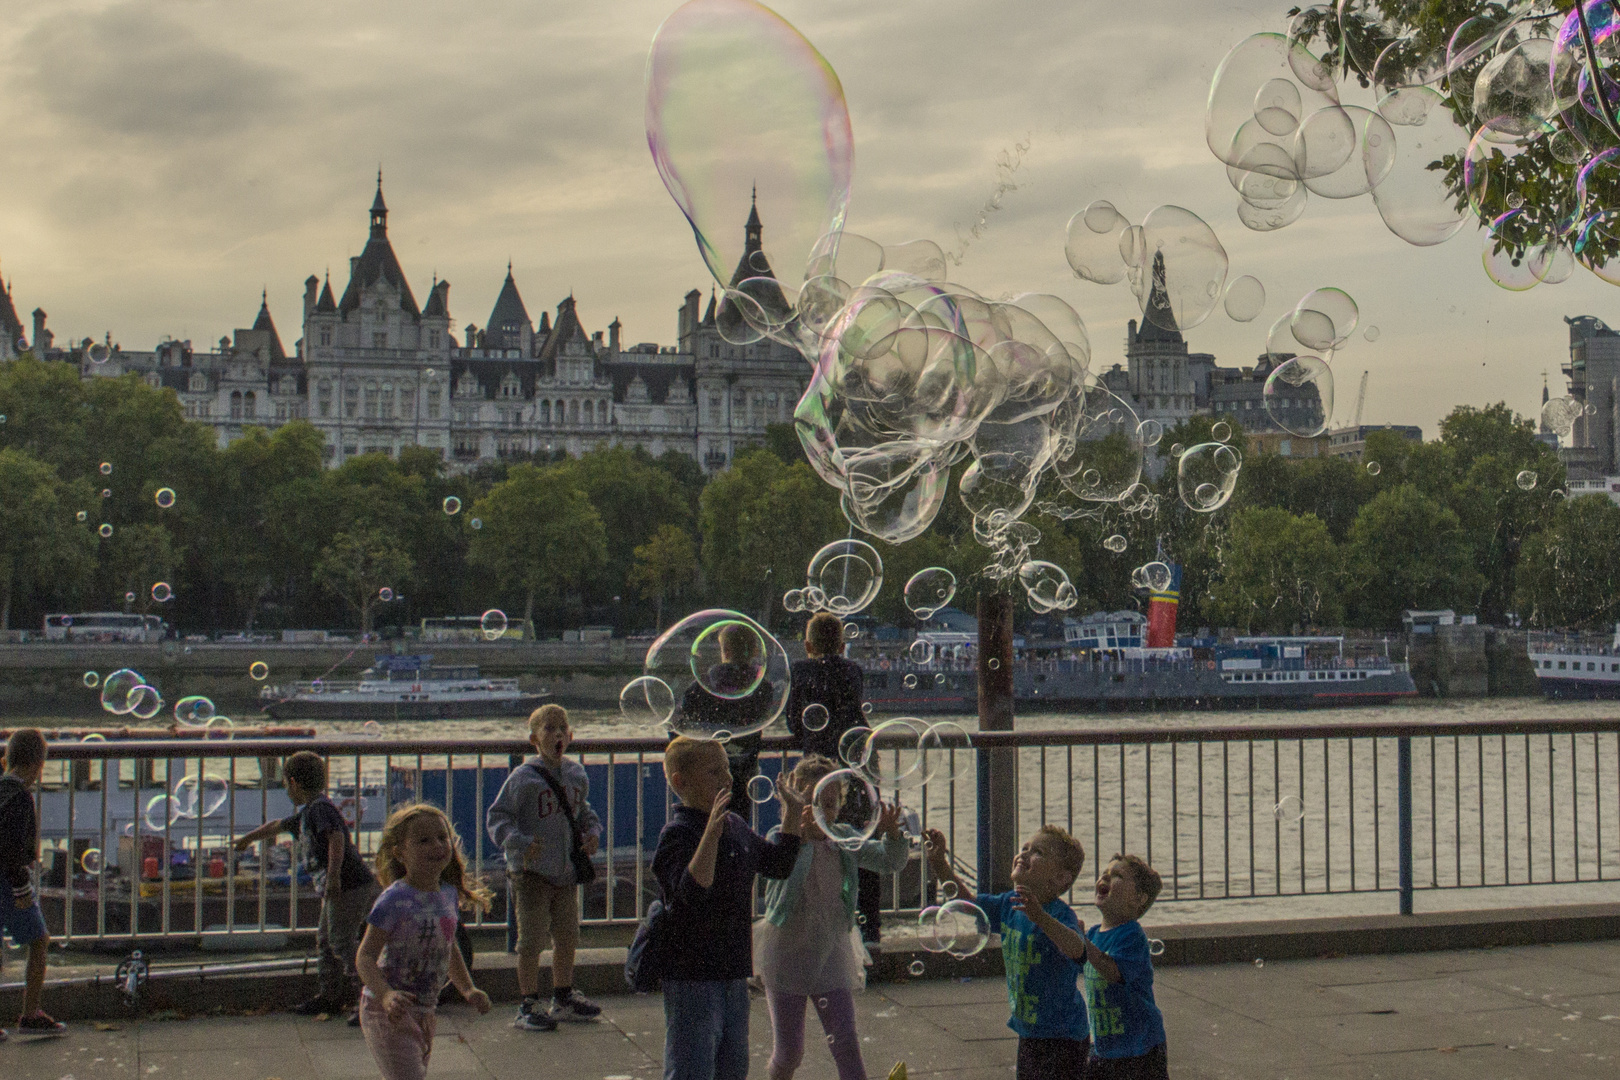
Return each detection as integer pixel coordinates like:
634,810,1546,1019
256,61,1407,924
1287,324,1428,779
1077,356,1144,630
925,825,1090,1079
1077,853,1168,1080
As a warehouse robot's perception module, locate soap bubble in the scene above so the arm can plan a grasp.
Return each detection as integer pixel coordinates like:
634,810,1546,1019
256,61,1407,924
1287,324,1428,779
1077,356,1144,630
1132,205,1229,333
204,715,236,739
81,848,103,875
860,701,873,715
909,960,926,976
100,462,112,475
100,669,144,715
916,905,944,951
1211,421,1232,443
378,587,394,602
1177,443,1242,513
903,673,918,689
1263,356,1333,438
147,581,172,604
1103,534,1127,553
746,774,776,804
1149,938,1165,957
930,899,992,958
1141,561,1174,592
174,772,230,818
76,511,87,522
1366,461,1382,476
802,703,830,731
1274,794,1305,821
619,674,677,727
1291,288,1359,351
782,589,806,613
1542,395,1580,437
805,539,883,616
940,880,958,900
124,592,135,603
174,696,215,725
1137,419,1163,447
1065,200,1131,284
904,567,956,620
87,342,110,364
811,768,881,845
859,717,963,791
442,496,461,515
646,0,853,317
933,672,945,686
101,488,111,499
99,524,113,538
838,725,873,767
144,794,180,832
480,609,508,640
1018,560,1077,613
646,609,789,740
988,658,1001,670
1254,957,1265,968
1364,325,1381,342
82,671,99,688
1516,469,1538,490
154,488,176,509
128,685,163,720
1224,275,1266,321
361,720,384,738
471,518,482,530
908,639,933,666
249,661,270,681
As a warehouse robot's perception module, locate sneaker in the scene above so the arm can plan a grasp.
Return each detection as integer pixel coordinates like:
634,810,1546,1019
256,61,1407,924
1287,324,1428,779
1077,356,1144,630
548,991,601,1022
513,1008,558,1032
291,996,337,1017
346,1010,361,1028
16,1012,66,1036
0,1026,8,1043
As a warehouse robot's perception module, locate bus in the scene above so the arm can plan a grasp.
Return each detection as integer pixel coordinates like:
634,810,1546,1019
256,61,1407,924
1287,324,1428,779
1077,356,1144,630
418,616,526,642
42,613,168,643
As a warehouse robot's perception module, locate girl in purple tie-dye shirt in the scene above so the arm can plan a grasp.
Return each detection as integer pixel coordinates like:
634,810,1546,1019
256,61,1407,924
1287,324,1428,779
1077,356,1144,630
357,805,493,1080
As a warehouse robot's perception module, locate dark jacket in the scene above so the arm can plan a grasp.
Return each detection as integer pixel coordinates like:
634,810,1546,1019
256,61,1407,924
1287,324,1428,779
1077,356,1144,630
785,656,866,761
0,773,38,904
651,804,801,981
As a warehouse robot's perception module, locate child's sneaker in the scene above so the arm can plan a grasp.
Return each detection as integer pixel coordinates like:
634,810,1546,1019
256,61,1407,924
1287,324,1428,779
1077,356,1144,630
514,998,557,1032
291,996,337,1017
548,990,601,1022
16,1012,66,1036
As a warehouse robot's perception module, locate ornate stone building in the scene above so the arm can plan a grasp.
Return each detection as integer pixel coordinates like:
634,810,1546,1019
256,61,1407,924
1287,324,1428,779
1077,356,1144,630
49,179,809,473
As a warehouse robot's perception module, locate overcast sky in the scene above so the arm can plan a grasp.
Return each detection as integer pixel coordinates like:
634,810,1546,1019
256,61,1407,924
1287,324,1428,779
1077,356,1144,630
0,0,1607,437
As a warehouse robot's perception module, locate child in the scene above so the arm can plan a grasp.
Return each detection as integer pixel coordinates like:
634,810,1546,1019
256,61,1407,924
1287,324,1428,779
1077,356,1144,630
486,703,603,1031
1077,855,1168,1080
0,729,65,1040
925,825,1089,1080
757,755,909,1080
356,804,493,1080
653,736,806,1080
234,749,381,1019
677,622,775,810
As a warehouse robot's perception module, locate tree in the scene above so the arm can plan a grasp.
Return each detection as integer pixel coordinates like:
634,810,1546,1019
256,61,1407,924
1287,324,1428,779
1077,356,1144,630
558,445,693,623
628,524,698,631
467,464,607,634
314,528,415,634
103,524,178,616
0,448,95,628
1343,485,1483,629
1206,507,1342,632
1514,494,1620,628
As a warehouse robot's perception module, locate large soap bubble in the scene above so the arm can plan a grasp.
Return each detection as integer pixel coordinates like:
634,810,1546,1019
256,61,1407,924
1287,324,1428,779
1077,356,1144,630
646,0,854,323
1262,356,1333,437
904,567,957,620
620,675,677,727
1018,560,1078,613
173,773,229,819
930,898,992,958
645,609,790,740
100,668,145,716
1178,442,1243,513
805,539,883,616
1133,205,1229,332
1291,288,1359,351
811,767,882,846
1065,200,1130,284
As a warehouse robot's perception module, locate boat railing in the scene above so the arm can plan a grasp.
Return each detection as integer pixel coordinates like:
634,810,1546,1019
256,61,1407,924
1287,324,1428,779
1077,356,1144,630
24,715,1620,946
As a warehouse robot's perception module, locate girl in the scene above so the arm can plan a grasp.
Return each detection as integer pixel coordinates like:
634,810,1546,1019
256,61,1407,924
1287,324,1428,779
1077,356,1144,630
357,804,493,1080
756,755,909,1080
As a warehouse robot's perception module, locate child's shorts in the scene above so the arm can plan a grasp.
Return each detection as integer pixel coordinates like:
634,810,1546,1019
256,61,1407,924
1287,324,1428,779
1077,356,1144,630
1,900,48,947
511,872,579,957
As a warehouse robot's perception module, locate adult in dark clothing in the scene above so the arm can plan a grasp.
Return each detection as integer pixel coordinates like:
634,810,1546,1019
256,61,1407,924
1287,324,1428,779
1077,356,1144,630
784,612,885,946
676,622,773,811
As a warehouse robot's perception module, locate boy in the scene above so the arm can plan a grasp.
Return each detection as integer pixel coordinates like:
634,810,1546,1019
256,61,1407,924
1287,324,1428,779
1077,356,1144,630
653,736,805,1080
234,750,380,1021
486,704,603,1031
925,825,1089,1080
676,622,774,811
1077,855,1168,1080
0,729,65,1040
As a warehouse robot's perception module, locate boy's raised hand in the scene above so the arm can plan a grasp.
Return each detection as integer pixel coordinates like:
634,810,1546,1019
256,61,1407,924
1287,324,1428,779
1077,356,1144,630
876,800,905,838
706,789,732,830
776,774,808,816
923,827,951,872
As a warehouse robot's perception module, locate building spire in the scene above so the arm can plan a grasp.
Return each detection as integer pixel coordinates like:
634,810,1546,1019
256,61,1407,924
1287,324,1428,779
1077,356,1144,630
370,170,388,239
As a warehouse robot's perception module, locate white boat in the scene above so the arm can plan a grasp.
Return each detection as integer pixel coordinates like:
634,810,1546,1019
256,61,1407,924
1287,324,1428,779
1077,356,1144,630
262,655,546,720
1528,627,1620,699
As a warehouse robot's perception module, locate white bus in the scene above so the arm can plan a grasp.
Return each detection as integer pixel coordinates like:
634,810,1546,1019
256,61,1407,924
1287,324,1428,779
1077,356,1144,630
418,616,526,642
42,612,168,643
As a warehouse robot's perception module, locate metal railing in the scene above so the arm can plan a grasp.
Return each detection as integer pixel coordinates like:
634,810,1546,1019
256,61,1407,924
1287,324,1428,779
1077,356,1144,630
24,716,1620,946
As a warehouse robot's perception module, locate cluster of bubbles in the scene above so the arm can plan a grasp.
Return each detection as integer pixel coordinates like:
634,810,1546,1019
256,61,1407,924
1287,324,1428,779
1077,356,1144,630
1541,393,1596,436
142,770,230,832
98,668,165,721
1220,2,1620,290
783,539,884,616
916,898,992,958
481,608,509,640
645,0,1245,619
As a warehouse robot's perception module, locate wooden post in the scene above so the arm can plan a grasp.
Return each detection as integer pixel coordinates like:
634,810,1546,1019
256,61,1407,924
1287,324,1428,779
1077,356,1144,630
976,590,1018,892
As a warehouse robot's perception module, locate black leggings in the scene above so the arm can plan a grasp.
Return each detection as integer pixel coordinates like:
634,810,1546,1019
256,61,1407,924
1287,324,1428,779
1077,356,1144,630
857,867,882,942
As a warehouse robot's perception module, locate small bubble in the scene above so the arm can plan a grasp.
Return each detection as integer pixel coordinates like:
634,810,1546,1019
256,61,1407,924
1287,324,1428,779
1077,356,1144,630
361,720,383,738
1169,443,1184,458
934,672,945,686
150,582,172,603
99,462,112,475
98,523,112,538
1506,191,1525,209
82,671,99,688
154,487,176,509
1365,461,1381,476
76,511,87,522
1363,325,1380,342
124,592,135,603
480,609,508,640
379,587,394,602
100,488,111,498
470,518,483,530
1211,421,1231,443
746,774,775,803
442,496,461,515
904,673,919,689
1148,938,1165,957
81,848,104,875
1274,795,1304,821
1254,958,1265,968
802,703,830,731
909,960,925,977
861,702,873,715
988,658,1000,670
249,661,269,681
940,881,958,900
1103,534,1127,553
1516,470,1537,491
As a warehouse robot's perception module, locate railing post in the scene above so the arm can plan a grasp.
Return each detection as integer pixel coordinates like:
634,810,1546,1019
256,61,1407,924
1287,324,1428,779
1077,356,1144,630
1397,735,1413,915
976,592,1017,892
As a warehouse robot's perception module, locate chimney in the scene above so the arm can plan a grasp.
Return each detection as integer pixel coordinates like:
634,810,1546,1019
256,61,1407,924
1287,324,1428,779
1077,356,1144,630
681,289,701,343
31,309,48,354
609,317,622,353
303,275,319,319
466,324,478,355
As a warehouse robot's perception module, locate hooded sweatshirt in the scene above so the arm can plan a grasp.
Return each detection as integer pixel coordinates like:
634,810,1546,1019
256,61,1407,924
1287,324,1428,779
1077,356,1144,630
486,755,601,886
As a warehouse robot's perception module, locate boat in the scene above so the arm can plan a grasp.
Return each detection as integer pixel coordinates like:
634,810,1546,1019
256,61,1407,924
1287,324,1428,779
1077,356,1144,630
1527,627,1620,699
854,565,1417,711
261,654,547,720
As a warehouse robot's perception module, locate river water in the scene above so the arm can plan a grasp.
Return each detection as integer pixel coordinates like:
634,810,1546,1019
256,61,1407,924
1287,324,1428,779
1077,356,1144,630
27,696,1620,927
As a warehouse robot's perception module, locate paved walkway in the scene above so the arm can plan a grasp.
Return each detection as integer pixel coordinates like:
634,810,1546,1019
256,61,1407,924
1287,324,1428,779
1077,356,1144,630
8,940,1620,1078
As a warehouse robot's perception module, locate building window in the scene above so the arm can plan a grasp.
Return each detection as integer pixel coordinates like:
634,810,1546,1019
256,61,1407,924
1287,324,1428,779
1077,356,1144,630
319,330,331,347
584,401,594,425
372,332,387,348
381,385,395,419
429,331,439,349
710,344,720,358
189,373,208,392
364,382,380,419
243,391,256,419
401,386,416,418
230,391,243,420
318,382,333,418
345,383,359,418
426,387,442,420
569,400,579,425
541,400,551,424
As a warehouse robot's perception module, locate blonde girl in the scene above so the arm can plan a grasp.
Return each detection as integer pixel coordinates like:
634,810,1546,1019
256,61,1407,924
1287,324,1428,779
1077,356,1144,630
756,755,909,1080
357,804,493,1080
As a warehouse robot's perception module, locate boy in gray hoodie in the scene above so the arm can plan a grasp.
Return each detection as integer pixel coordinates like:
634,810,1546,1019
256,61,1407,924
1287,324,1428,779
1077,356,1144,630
487,704,603,1030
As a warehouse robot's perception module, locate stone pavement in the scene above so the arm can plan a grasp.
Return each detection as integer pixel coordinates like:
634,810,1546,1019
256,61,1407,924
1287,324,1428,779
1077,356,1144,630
8,939,1620,1079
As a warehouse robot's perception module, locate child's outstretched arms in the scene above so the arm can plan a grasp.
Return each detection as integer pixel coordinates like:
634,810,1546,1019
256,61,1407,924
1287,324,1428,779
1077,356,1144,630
1008,886,1087,960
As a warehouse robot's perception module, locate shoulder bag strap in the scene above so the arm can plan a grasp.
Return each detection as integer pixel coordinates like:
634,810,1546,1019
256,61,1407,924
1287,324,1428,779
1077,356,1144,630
528,763,583,842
